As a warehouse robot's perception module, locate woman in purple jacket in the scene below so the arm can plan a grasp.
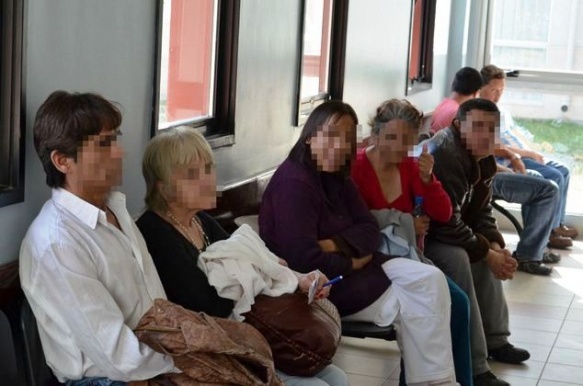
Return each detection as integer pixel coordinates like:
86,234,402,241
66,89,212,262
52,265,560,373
259,101,458,386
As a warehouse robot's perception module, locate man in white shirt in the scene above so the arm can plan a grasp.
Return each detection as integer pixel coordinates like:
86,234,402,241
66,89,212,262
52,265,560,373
20,91,176,385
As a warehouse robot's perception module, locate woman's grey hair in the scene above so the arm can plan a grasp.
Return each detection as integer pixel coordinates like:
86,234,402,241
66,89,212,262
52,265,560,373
142,126,214,212
369,99,423,135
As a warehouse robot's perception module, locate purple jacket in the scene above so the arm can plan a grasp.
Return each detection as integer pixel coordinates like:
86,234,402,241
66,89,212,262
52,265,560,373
259,158,391,316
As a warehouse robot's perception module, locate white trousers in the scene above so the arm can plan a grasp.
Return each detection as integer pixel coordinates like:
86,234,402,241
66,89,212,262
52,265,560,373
343,258,455,385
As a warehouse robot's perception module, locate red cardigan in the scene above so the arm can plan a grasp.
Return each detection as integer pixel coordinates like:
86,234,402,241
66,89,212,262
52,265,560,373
351,148,452,222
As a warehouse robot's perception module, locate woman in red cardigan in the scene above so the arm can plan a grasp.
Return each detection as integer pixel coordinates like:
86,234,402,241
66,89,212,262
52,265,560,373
351,99,451,224
351,99,504,386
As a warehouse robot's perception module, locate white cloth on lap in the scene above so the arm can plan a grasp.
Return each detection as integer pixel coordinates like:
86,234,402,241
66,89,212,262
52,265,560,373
198,224,298,320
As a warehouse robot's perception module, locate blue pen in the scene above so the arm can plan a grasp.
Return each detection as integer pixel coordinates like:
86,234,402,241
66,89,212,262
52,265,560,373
322,275,343,287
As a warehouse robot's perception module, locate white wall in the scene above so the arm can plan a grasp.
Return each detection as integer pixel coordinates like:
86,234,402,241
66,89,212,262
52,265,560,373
0,0,158,264
0,0,463,264
343,0,452,136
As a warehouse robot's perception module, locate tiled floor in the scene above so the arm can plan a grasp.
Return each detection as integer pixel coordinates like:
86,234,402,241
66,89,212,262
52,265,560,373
333,232,583,385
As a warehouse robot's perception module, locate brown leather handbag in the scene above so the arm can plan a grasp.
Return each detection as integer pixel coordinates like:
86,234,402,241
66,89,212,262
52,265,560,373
242,293,342,377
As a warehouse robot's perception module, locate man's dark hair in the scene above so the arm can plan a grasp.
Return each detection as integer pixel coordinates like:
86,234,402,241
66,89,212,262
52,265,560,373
480,64,506,86
451,67,484,95
33,91,122,188
288,100,358,176
455,98,499,123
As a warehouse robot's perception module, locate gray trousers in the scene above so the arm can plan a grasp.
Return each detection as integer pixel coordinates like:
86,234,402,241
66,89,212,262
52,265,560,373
424,240,511,376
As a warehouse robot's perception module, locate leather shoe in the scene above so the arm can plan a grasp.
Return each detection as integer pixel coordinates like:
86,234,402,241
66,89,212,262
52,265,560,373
489,343,530,364
517,260,552,275
553,224,579,239
542,249,561,264
548,233,573,249
473,370,509,386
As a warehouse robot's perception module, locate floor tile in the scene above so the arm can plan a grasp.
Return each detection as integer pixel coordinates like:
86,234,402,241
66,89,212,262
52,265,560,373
566,307,583,322
337,337,401,360
548,347,583,367
502,341,552,362
561,320,583,335
537,381,583,386
572,297,583,309
488,359,545,379
380,379,400,386
507,301,569,320
505,280,575,296
553,257,583,269
345,373,387,386
507,328,558,346
540,363,583,384
388,365,400,380
505,292,573,308
555,333,583,350
329,232,583,385
332,352,398,378
491,375,537,385
509,315,564,333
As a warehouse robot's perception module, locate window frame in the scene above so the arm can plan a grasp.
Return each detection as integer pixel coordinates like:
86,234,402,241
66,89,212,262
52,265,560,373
293,0,349,126
405,0,436,96
0,0,26,208
151,0,240,149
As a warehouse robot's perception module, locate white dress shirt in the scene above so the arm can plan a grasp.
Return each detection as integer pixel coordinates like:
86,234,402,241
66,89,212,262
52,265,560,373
19,189,176,382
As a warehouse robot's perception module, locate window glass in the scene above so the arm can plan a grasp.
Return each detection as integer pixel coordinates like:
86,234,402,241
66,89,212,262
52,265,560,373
300,0,333,100
158,0,218,129
490,0,583,214
406,0,436,94
0,0,25,207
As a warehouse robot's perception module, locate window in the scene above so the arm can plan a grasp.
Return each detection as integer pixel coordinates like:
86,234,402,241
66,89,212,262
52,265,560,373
486,0,583,215
295,0,349,125
153,0,240,148
490,0,551,70
0,0,25,208
406,0,436,95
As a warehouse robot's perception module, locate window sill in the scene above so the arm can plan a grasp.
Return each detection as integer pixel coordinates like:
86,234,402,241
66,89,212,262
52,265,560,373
207,134,235,149
0,187,24,208
406,82,432,96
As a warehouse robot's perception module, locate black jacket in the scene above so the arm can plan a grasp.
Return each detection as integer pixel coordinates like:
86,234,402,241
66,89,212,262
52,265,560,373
136,210,235,317
425,127,505,262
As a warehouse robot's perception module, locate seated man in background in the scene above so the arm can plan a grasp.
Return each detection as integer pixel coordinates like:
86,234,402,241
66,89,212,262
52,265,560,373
431,67,484,133
480,64,577,249
431,66,527,176
424,99,530,382
20,91,177,385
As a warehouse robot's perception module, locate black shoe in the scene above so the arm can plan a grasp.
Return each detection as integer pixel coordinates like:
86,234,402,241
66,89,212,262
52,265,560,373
516,260,553,276
473,370,510,386
489,343,531,364
542,249,561,264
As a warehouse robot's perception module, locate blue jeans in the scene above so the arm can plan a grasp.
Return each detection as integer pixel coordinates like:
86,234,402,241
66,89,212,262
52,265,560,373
66,378,126,386
492,172,559,260
276,364,349,386
523,158,570,228
448,277,472,386
400,276,472,386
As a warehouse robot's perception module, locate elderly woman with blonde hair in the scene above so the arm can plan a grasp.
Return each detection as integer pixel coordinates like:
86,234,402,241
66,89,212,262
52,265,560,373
136,126,348,386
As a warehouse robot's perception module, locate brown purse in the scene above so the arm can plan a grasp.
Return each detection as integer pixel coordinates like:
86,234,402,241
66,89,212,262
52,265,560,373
242,292,342,377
